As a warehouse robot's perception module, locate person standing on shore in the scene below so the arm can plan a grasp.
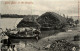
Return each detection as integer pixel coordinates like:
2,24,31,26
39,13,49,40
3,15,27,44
13,45,17,51
7,46,12,51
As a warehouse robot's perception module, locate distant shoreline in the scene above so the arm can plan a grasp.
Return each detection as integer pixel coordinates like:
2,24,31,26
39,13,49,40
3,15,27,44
1,14,39,18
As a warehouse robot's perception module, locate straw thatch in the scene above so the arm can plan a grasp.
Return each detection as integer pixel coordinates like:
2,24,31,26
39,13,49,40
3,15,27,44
17,15,40,29
37,12,67,29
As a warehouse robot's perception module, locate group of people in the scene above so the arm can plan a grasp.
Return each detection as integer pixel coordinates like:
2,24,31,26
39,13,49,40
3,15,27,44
1,38,17,51
7,45,17,51
1,32,17,51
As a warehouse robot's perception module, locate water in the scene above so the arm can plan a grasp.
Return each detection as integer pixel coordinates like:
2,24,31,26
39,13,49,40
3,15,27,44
0,18,23,31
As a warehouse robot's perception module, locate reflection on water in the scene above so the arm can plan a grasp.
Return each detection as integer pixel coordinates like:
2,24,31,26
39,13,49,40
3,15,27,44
0,18,23,30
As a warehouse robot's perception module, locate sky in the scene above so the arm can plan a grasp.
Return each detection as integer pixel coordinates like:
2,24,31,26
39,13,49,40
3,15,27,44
0,0,80,17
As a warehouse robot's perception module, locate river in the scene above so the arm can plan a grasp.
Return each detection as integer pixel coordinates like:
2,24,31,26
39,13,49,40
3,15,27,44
0,18,23,31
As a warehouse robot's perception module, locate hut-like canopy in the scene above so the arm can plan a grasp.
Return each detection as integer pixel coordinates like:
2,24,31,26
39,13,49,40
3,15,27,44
17,15,40,29
37,12,67,29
